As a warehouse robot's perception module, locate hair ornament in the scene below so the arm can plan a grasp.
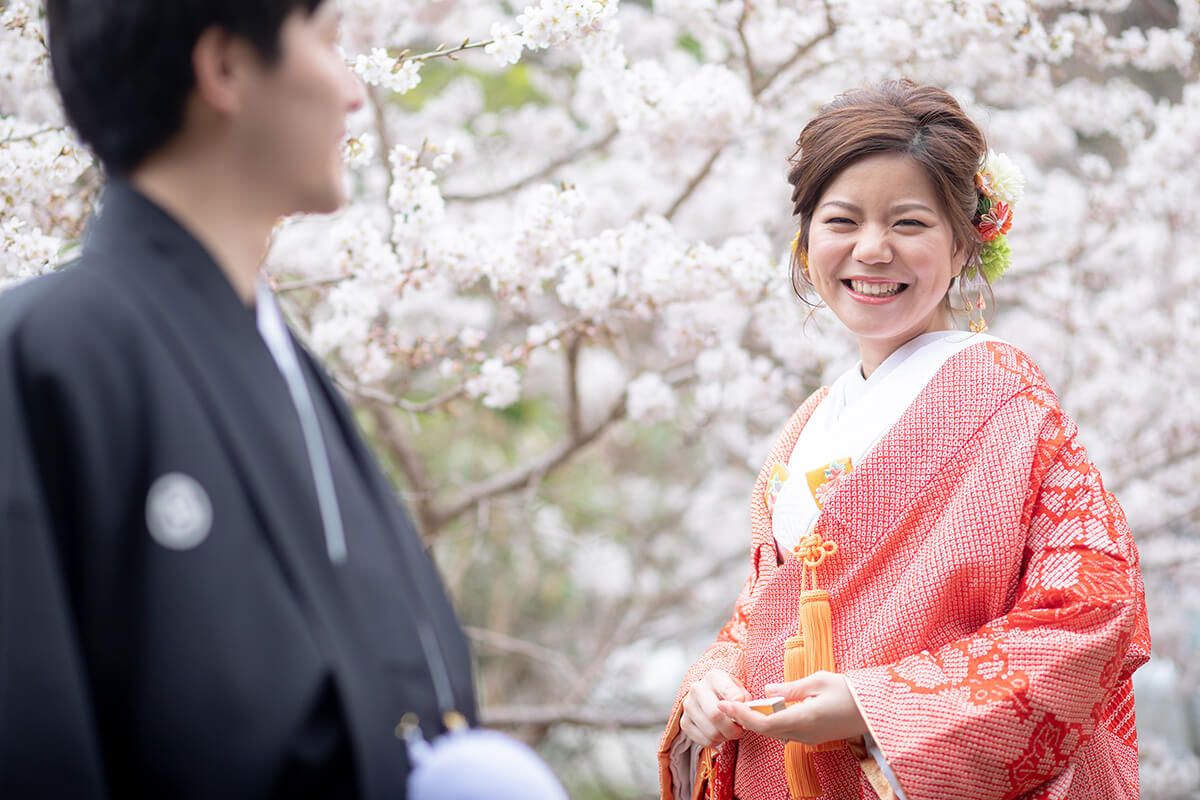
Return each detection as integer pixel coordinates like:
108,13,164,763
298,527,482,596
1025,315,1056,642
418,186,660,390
967,150,1025,284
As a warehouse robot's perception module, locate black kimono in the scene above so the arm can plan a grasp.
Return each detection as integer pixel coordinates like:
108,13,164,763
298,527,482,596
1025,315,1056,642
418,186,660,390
0,181,477,798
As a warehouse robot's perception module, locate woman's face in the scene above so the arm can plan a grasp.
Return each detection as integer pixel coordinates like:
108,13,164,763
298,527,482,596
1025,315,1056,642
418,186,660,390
805,152,965,376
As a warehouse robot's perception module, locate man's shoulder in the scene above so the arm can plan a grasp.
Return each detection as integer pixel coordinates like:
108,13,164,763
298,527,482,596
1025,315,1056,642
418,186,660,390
0,259,149,379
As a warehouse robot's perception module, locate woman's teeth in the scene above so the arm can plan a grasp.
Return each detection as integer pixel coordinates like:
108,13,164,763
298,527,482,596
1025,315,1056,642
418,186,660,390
848,279,904,297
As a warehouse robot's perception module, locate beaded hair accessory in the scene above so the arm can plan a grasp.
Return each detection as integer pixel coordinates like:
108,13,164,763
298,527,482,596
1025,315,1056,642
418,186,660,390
967,150,1025,285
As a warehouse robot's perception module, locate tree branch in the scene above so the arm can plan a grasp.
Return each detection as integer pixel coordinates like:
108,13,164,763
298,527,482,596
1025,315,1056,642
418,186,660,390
429,395,629,528
664,147,723,220
464,626,576,683
1109,442,1200,497
565,334,584,440
751,0,835,98
275,274,351,293
0,126,56,145
736,0,759,85
480,705,667,729
443,129,619,203
664,0,836,220
405,38,493,65
365,403,439,537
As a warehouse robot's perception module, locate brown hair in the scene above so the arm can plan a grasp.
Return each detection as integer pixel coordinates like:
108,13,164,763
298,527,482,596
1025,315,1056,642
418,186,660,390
786,79,987,301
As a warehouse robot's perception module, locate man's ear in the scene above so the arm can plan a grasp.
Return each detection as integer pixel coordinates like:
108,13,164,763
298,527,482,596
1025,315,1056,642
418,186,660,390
191,26,260,116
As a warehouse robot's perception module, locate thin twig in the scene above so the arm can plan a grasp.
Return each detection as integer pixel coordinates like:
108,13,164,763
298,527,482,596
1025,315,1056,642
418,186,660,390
480,705,667,729
0,126,56,145
1109,443,1200,497
565,334,584,440
1140,553,1200,572
342,374,467,414
664,147,723,220
751,0,835,98
406,38,493,64
464,626,576,683
736,0,759,85
663,0,835,219
368,87,399,245
430,395,628,528
276,274,351,293
366,403,438,537
443,129,619,203
341,324,584,414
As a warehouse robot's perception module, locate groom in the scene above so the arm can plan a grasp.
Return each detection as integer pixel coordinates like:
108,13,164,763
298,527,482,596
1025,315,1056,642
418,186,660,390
0,1,477,796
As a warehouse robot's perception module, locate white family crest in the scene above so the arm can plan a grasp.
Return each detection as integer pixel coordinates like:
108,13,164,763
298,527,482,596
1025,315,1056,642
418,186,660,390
145,472,213,551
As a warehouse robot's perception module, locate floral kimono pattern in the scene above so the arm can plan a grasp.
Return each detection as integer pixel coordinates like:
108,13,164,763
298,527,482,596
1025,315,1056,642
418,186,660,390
658,341,1150,800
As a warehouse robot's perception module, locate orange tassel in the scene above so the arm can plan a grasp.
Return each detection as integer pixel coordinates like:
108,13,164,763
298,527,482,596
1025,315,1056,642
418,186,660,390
799,589,841,752
784,741,821,798
782,633,821,796
783,526,843,795
784,633,805,686
798,590,834,673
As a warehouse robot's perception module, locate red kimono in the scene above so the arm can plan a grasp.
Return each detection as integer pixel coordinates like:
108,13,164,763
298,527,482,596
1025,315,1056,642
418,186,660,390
658,341,1150,800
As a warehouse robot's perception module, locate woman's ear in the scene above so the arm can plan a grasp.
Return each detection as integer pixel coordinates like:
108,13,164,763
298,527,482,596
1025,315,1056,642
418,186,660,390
950,239,967,278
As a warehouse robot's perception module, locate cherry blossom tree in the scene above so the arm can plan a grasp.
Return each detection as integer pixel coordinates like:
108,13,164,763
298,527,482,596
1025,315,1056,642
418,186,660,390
3,0,1199,794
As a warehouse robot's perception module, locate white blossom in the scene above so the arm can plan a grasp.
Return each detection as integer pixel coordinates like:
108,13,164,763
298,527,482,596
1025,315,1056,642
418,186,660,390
465,358,521,408
626,373,678,422
343,132,377,169
459,327,487,349
352,48,422,94
4,0,1200,785
485,22,526,65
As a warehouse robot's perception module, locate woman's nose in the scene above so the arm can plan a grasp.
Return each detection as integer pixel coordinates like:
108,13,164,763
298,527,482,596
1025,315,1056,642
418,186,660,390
852,225,892,264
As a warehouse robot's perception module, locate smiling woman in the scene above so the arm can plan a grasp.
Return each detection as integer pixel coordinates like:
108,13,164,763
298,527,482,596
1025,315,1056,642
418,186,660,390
659,80,1150,800
803,153,964,376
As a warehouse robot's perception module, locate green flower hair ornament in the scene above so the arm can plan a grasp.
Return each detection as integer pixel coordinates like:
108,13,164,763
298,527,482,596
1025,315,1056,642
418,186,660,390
971,236,1011,284
963,150,1025,285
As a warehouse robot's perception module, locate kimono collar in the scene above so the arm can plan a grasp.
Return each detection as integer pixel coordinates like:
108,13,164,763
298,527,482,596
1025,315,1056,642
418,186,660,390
82,179,257,334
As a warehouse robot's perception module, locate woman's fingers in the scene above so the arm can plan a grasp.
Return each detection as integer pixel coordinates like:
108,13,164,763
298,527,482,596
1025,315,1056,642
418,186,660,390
693,682,745,742
715,672,867,746
679,672,747,747
716,696,796,735
679,711,718,747
707,669,750,703
762,672,827,702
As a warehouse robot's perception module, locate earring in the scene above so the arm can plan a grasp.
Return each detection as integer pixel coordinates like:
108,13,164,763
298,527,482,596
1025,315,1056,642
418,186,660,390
969,291,988,333
792,233,811,280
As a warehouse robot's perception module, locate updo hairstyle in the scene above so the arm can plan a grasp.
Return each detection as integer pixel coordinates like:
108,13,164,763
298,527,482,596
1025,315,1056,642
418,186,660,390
786,80,988,301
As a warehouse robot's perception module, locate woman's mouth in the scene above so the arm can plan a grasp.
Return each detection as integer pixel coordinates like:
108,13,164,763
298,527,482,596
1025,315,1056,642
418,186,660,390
845,279,906,298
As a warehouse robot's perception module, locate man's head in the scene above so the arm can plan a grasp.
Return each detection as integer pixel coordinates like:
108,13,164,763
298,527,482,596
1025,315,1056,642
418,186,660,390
48,0,363,217
47,1,330,175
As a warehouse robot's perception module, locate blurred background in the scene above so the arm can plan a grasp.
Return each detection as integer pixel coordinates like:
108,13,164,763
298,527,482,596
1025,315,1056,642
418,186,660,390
2,0,1198,796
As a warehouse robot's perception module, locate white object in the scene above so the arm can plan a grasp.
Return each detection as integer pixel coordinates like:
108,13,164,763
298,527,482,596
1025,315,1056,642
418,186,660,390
407,728,568,800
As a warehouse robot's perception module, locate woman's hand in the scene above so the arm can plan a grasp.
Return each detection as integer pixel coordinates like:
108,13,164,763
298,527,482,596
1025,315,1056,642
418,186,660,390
716,671,868,746
679,669,749,748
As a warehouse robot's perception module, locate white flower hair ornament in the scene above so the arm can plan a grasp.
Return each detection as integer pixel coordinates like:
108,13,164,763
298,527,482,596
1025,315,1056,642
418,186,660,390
966,150,1026,286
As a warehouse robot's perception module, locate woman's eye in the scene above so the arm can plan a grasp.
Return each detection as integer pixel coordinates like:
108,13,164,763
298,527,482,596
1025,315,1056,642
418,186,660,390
825,217,855,225
897,219,929,227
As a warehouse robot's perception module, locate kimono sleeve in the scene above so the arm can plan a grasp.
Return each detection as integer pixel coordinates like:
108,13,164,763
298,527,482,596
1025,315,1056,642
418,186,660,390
0,314,108,796
657,569,755,799
843,405,1149,800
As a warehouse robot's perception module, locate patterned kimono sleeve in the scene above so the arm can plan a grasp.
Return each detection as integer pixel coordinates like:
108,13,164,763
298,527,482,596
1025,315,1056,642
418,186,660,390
843,407,1150,800
658,569,757,800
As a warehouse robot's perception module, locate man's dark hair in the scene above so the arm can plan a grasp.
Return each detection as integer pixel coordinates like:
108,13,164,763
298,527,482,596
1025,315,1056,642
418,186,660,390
46,0,325,175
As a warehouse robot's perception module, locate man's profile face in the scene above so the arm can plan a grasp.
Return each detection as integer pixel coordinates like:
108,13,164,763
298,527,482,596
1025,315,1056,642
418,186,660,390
232,2,364,217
